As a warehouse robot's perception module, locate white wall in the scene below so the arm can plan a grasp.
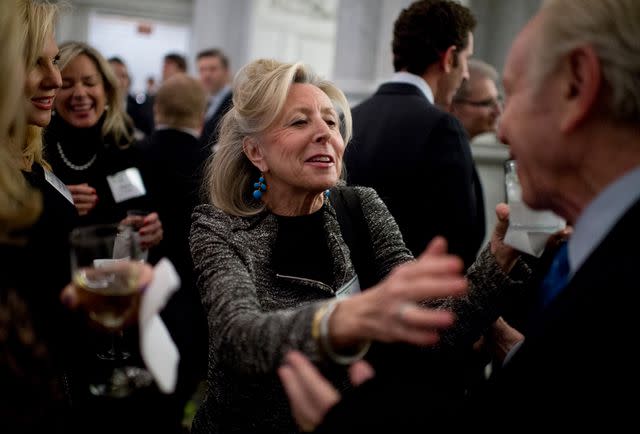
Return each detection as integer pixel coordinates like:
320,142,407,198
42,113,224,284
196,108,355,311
87,13,190,94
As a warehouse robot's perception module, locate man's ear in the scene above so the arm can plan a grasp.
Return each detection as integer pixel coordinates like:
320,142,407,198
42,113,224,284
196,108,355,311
559,45,601,133
441,45,457,74
242,136,267,172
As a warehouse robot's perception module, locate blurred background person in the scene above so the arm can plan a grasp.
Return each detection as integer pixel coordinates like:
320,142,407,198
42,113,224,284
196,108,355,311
197,48,233,149
162,52,187,82
108,56,155,137
451,59,502,141
136,73,209,419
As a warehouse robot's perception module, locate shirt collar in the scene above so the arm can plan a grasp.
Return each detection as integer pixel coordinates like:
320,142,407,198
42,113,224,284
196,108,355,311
155,124,200,139
569,165,640,275
387,71,434,104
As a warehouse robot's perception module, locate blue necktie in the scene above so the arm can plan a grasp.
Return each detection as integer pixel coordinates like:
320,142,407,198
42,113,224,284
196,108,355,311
539,242,570,307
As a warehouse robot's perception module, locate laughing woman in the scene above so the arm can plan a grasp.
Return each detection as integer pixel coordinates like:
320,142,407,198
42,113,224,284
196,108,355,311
43,41,163,248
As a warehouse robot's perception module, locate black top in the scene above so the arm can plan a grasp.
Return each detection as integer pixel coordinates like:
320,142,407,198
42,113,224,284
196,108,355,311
21,162,78,304
273,208,332,286
43,114,151,226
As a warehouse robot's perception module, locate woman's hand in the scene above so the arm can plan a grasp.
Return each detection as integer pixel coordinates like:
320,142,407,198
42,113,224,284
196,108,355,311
490,203,519,273
67,183,98,216
138,212,163,249
279,350,375,432
329,237,467,349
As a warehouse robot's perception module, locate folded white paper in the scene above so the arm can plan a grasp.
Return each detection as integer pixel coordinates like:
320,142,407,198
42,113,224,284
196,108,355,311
139,258,181,393
504,227,557,257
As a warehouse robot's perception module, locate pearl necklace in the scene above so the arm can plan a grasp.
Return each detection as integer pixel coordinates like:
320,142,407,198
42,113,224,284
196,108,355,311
55,142,97,171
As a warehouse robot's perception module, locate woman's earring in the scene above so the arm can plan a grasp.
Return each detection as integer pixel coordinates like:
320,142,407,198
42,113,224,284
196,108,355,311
252,175,267,200
324,189,330,198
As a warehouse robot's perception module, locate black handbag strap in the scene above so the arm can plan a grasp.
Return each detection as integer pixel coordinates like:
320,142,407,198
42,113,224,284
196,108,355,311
330,187,378,290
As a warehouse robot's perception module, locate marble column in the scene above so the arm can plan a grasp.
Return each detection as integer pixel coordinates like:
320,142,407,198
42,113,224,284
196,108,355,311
190,0,255,74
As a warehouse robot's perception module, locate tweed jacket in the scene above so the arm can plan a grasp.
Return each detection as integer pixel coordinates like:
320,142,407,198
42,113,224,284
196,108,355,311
189,186,529,434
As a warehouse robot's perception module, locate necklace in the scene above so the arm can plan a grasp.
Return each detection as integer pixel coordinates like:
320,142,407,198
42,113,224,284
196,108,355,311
55,142,97,171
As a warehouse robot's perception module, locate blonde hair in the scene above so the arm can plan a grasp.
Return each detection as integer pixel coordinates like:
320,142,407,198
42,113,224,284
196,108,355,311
154,73,207,129
19,0,60,171
58,41,134,147
537,0,640,124
1,0,42,240
207,59,352,216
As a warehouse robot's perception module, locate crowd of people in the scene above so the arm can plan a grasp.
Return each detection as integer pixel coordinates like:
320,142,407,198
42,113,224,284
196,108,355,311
1,0,639,433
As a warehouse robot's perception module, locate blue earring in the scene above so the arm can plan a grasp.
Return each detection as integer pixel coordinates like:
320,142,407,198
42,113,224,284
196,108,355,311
253,175,267,200
324,189,330,198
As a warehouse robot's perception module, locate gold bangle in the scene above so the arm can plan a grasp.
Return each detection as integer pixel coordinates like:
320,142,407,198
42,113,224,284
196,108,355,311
311,301,331,345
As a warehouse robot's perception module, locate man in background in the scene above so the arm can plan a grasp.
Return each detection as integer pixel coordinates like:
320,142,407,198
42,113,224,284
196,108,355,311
136,73,210,428
451,59,502,140
345,0,485,269
108,56,154,136
162,52,187,82
197,48,233,149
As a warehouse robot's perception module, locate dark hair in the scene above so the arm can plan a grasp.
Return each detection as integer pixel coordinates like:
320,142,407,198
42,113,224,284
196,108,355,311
163,53,187,72
196,48,230,69
107,56,125,66
392,0,476,75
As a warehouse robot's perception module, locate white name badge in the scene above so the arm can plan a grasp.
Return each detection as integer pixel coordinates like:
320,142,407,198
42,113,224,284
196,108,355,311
44,168,74,205
106,167,146,203
336,274,361,299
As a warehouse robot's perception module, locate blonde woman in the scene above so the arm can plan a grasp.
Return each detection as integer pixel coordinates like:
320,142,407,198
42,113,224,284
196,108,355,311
190,58,526,434
43,41,163,248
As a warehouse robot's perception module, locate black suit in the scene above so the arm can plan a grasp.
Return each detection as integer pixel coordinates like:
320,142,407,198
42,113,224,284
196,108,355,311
317,197,640,432
135,128,209,408
199,91,233,150
345,82,485,268
127,93,154,136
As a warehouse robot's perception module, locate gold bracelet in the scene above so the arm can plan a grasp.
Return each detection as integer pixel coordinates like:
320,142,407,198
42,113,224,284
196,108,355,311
311,301,332,346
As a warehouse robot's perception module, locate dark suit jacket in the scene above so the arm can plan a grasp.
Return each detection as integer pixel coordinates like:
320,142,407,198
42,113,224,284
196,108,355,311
127,93,154,136
345,82,485,268
199,91,233,150
135,128,209,403
317,197,640,432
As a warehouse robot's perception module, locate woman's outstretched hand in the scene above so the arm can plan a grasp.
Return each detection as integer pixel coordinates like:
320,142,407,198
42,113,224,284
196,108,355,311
329,236,467,349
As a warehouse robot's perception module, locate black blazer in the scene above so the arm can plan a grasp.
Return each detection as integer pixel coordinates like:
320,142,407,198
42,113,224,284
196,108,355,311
345,83,485,268
480,196,640,430
135,128,209,402
199,91,233,150
317,197,640,432
127,93,154,136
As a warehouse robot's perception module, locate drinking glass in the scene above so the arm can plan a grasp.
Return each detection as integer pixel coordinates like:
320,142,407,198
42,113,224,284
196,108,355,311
122,209,149,262
70,223,153,397
504,160,566,231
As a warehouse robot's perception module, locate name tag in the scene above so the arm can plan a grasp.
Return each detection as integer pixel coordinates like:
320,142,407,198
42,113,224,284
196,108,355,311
335,274,361,299
44,169,74,205
106,167,146,203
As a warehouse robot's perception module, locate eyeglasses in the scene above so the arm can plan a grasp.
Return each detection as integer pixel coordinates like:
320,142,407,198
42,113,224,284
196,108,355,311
454,96,503,109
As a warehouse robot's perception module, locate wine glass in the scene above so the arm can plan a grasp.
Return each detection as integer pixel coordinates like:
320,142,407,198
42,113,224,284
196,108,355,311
70,223,153,397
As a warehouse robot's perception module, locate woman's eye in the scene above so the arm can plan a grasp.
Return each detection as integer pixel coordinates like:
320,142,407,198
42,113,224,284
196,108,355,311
52,55,60,66
291,119,307,126
325,119,336,127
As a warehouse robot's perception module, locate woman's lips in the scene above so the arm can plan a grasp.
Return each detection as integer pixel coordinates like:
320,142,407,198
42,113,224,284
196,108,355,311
30,97,53,110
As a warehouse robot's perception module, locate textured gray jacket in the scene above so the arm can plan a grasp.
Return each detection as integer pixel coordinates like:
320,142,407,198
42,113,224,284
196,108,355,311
189,186,528,434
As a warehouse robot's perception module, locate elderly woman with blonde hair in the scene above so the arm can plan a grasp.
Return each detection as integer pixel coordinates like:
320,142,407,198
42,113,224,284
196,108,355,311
190,58,528,434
